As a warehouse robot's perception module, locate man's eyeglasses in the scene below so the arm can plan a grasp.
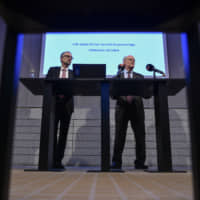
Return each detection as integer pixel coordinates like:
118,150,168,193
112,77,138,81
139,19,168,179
62,55,73,59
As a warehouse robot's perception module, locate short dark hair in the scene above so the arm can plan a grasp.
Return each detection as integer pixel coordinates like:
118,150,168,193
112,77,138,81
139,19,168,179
60,51,71,58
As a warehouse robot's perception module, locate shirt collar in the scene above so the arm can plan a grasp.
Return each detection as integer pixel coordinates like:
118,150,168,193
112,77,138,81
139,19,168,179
124,69,133,74
61,66,68,71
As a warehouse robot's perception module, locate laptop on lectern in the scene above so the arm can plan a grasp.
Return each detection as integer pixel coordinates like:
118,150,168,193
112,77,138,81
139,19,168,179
73,64,106,78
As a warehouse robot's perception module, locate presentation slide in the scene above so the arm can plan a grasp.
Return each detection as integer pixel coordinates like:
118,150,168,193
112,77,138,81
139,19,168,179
40,32,168,77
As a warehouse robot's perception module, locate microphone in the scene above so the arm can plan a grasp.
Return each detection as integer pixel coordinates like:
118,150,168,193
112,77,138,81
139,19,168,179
146,64,165,76
117,64,125,76
118,64,125,71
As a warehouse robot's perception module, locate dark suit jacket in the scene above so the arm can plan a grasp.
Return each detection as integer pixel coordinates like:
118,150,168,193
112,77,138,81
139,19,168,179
112,71,144,110
46,66,74,114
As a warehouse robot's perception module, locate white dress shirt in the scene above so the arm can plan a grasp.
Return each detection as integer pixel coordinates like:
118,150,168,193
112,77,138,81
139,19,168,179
124,69,133,78
59,67,69,78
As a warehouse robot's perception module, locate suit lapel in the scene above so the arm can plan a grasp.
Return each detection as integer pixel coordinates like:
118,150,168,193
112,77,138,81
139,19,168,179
68,70,73,78
55,67,60,78
133,72,139,79
121,71,125,79
132,72,135,79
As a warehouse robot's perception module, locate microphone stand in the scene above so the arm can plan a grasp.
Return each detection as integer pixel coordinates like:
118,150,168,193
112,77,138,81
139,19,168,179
153,71,157,116
153,71,156,80
117,67,124,78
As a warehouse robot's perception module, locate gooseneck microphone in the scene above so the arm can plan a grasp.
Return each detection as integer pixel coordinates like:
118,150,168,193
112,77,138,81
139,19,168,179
146,64,165,76
117,64,125,77
118,64,125,71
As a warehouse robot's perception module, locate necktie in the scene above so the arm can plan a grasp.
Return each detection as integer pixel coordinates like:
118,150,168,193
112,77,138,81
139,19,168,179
127,71,131,78
59,68,67,99
126,72,134,103
61,68,66,78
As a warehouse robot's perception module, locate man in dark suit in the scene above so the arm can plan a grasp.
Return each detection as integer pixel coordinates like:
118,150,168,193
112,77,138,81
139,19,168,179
111,55,148,170
46,51,74,169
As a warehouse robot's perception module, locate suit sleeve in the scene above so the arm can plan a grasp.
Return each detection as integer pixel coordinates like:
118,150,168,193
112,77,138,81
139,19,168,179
46,68,53,79
137,73,144,79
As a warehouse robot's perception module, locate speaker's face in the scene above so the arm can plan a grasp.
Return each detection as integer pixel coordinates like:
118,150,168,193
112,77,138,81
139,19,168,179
124,55,135,71
61,52,73,66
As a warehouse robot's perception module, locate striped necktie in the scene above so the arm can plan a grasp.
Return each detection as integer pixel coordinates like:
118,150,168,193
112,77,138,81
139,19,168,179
61,68,66,78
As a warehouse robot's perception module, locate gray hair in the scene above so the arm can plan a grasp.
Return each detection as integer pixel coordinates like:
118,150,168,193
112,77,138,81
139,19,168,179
60,51,71,58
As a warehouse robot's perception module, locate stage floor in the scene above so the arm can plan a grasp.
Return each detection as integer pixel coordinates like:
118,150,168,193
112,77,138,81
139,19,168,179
9,169,193,200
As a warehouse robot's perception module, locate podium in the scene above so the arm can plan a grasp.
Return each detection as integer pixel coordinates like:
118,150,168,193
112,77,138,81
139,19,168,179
20,78,185,172
1,1,199,199
111,78,185,172
20,78,111,172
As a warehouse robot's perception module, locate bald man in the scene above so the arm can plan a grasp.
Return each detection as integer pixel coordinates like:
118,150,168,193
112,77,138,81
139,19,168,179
111,55,148,170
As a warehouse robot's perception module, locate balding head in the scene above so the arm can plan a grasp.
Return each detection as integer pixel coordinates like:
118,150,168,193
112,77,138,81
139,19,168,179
124,55,135,71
